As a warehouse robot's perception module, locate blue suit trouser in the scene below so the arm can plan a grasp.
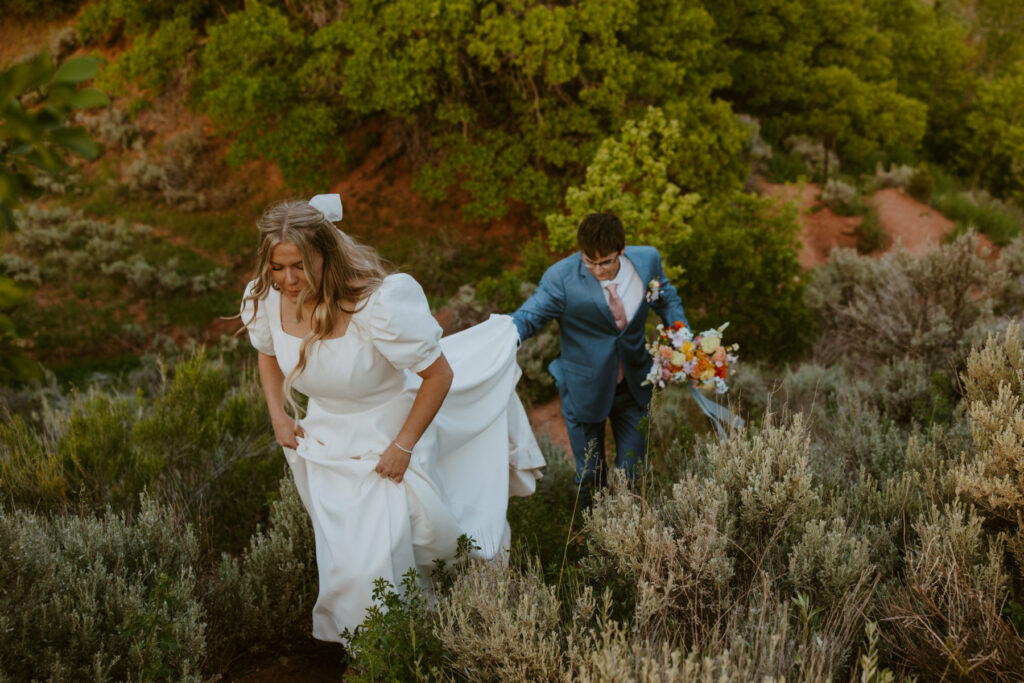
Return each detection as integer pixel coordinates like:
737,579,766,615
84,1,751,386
564,380,648,496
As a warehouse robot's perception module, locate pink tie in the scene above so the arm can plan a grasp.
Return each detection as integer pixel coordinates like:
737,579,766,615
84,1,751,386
606,283,626,382
606,283,627,330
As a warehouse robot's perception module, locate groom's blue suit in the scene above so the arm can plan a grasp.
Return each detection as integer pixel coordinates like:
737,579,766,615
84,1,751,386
511,245,687,491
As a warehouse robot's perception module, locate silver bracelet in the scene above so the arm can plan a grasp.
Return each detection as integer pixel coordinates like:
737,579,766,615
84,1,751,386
392,440,414,455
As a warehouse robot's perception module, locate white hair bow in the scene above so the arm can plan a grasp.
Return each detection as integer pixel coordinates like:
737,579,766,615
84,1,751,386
309,194,343,222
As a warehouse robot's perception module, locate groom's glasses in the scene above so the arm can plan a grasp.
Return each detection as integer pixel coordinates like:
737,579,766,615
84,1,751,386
582,252,621,271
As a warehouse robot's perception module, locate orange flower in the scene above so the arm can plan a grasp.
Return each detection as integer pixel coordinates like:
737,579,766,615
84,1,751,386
673,321,686,331
715,364,727,379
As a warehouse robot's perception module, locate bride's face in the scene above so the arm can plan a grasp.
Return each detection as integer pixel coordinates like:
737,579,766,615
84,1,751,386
270,241,323,303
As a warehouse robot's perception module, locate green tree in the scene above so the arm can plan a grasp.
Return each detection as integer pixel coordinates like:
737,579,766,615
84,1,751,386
868,0,978,168
967,64,1024,203
194,1,342,190
546,102,748,278
708,0,926,173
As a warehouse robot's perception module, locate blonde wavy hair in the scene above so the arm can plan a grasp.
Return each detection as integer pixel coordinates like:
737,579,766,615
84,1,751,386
241,200,392,416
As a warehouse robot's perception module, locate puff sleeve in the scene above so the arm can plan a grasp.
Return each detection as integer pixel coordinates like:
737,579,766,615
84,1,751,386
239,280,275,356
369,274,442,373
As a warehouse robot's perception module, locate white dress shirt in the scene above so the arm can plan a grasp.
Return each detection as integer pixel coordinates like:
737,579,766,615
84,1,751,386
601,255,643,324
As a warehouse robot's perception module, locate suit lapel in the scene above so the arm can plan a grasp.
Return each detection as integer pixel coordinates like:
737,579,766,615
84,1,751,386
577,255,619,330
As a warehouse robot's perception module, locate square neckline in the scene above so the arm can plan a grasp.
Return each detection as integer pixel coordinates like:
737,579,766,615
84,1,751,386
273,287,359,342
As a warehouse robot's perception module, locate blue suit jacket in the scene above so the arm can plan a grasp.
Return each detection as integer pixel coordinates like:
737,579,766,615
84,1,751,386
511,246,688,423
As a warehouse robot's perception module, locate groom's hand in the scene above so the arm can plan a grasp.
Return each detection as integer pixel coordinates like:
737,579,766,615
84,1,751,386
376,443,412,483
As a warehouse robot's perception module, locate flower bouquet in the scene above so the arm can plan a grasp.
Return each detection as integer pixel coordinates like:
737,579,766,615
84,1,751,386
643,321,738,393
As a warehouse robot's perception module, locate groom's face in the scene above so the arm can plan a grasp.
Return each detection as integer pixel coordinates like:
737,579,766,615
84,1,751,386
582,249,622,281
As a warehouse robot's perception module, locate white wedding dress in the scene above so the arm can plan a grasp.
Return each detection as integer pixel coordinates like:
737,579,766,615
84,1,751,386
241,273,545,642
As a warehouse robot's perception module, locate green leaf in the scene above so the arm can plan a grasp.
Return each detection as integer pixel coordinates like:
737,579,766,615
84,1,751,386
54,56,104,84
66,88,111,109
1,52,54,100
50,126,103,160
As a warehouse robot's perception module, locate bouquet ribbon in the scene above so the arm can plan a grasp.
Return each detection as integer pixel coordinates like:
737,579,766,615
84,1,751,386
689,387,745,439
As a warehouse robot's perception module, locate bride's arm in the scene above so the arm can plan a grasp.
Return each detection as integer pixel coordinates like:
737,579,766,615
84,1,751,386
375,353,454,483
257,351,305,448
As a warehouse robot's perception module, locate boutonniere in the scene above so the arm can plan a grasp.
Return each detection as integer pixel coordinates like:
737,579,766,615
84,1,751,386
645,279,661,303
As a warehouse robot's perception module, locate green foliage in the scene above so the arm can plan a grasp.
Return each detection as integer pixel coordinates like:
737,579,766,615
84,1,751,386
932,188,1024,247
855,206,889,254
1,0,84,17
341,570,446,682
670,194,814,361
0,496,205,682
709,0,926,174
906,164,934,202
547,102,748,278
0,51,108,230
0,350,280,552
96,16,196,102
0,276,40,383
967,64,1024,206
205,472,319,664
195,1,341,190
77,0,220,44
868,0,978,169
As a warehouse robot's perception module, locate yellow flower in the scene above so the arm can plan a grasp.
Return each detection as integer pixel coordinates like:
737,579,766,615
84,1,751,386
670,351,687,366
682,341,694,355
700,334,720,354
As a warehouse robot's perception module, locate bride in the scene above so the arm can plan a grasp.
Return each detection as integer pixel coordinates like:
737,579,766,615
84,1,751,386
240,195,545,642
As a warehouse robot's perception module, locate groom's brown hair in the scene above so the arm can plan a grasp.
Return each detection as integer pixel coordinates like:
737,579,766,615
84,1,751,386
577,213,625,257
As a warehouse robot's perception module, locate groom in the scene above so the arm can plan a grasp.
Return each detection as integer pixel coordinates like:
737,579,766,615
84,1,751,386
511,213,688,504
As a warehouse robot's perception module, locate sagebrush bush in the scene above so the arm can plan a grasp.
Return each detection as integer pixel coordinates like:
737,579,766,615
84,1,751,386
0,496,205,682
434,562,563,681
700,415,820,577
10,206,227,296
805,233,996,367
881,503,1024,680
583,474,734,642
0,351,280,553
869,163,914,191
204,472,318,666
820,178,862,215
955,322,1024,569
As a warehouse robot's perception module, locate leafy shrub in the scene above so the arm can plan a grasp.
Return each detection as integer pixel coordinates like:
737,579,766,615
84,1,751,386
77,0,217,44
0,496,205,682
906,164,935,202
9,206,228,296
0,351,280,552
76,105,141,151
341,571,444,682
669,193,815,362
805,233,996,367
2,0,84,17
763,149,809,183
546,103,749,275
96,15,195,100
855,205,889,254
786,134,835,179
932,188,1024,246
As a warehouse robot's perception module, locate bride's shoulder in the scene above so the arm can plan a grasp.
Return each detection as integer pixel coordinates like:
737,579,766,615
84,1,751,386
367,273,425,304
